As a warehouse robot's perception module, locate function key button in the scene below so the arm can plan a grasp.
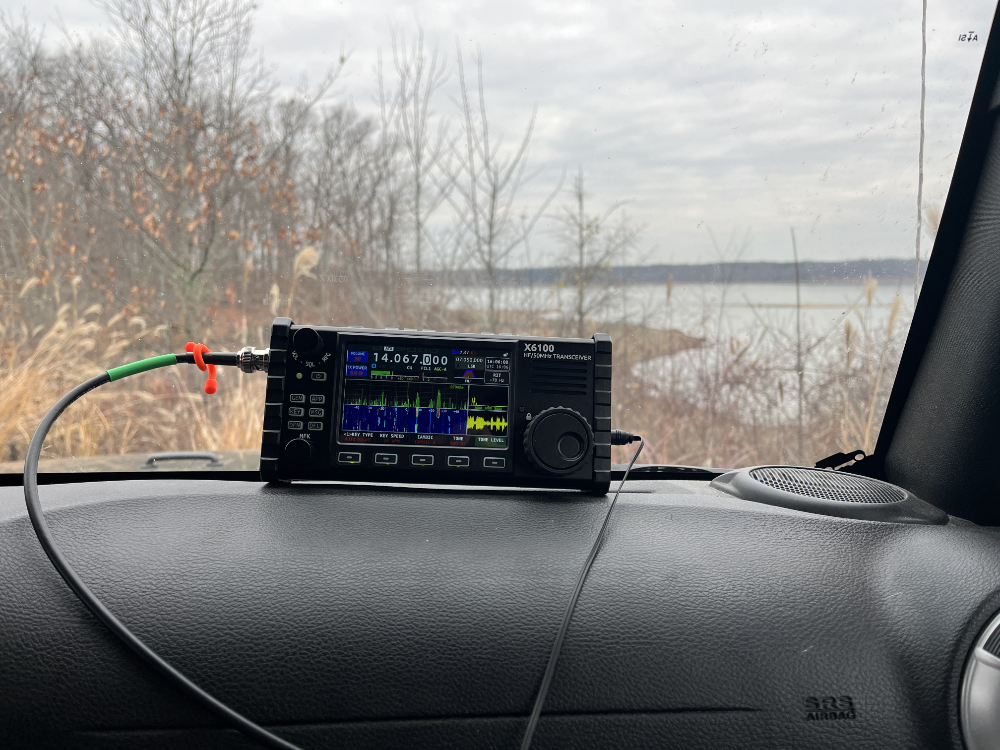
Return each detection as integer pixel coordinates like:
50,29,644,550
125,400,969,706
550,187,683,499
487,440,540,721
287,407,305,417
447,456,470,468
308,407,324,418
307,421,324,431
287,421,303,430
311,371,327,381
309,394,326,404
484,457,506,469
411,455,434,467
374,453,398,465
289,393,305,403
338,452,361,464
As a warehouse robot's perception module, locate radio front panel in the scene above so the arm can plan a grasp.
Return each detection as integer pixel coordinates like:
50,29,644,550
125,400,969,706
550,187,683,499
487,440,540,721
259,318,611,492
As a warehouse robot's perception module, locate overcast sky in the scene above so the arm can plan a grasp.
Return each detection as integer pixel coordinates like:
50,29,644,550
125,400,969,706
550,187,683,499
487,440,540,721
3,0,995,264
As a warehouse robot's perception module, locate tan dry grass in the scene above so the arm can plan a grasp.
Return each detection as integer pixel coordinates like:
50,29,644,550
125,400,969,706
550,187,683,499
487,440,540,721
2,281,906,472
0,304,265,465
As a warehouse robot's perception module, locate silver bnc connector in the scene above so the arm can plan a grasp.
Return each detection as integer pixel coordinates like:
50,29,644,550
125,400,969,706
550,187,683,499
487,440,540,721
236,346,270,373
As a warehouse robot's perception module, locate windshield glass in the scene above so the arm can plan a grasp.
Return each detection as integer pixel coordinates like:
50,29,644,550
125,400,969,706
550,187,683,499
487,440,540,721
0,0,994,473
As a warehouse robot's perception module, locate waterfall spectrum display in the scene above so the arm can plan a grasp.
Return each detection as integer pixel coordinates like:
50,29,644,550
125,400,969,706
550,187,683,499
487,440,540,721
341,382,508,436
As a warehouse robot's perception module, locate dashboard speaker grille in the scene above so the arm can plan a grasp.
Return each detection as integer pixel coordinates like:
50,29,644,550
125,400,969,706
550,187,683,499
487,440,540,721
749,467,905,504
530,362,589,395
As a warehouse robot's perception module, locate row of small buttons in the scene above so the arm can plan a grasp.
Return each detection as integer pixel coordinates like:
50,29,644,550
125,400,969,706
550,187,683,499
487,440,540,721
287,393,325,434
287,407,324,417
288,421,324,431
338,452,505,469
289,394,325,404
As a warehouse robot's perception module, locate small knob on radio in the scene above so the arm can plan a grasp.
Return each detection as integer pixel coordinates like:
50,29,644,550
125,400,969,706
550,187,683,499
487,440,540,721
284,438,314,463
292,326,324,357
523,407,594,476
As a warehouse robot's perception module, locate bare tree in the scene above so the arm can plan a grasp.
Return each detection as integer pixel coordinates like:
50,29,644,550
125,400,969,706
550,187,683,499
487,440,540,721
86,0,339,334
390,25,453,291
303,103,405,327
0,18,48,276
448,42,562,333
554,167,642,338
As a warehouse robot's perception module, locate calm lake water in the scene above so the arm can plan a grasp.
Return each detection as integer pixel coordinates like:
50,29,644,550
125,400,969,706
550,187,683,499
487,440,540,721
452,281,914,339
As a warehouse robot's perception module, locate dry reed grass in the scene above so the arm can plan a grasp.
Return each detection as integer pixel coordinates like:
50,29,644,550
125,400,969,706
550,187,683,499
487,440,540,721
1,277,907,473
609,279,907,467
0,302,265,466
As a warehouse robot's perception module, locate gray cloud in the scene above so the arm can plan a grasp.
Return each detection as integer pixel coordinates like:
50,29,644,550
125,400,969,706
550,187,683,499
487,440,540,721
4,0,994,263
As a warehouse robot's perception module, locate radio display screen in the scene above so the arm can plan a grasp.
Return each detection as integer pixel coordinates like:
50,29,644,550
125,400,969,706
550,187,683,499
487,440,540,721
336,339,511,449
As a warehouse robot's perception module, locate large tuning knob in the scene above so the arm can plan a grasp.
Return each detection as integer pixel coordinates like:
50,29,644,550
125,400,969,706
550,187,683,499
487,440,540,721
523,407,594,475
284,438,314,463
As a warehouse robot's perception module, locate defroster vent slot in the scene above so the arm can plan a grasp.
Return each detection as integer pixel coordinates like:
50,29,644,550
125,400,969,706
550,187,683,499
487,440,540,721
530,362,590,395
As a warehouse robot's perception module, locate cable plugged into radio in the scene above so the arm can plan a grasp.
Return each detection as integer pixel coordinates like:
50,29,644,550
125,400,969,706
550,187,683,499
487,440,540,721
23,321,638,750
610,429,639,445
520,431,644,749
236,345,271,373
23,346,298,749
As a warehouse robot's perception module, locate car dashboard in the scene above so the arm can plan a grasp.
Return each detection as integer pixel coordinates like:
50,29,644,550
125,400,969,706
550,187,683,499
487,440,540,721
1,477,995,749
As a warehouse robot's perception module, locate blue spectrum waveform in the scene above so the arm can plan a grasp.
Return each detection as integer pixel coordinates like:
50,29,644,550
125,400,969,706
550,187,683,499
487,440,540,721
341,405,417,432
416,408,466,434
341,405,470,434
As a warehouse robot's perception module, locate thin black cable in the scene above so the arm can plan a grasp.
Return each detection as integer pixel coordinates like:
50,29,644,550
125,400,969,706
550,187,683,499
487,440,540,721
177,351,240,367
519,435,645,750
23,366,301,750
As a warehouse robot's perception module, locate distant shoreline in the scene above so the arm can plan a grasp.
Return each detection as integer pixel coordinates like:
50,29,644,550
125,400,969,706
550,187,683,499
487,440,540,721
447,259,928,286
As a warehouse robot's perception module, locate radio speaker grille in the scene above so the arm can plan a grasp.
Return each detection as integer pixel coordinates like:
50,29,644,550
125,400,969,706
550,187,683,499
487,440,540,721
530,363,589,396
749,467,905,504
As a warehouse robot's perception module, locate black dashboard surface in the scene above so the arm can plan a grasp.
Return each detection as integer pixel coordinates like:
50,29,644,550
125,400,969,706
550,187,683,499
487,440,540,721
1,478,998,749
